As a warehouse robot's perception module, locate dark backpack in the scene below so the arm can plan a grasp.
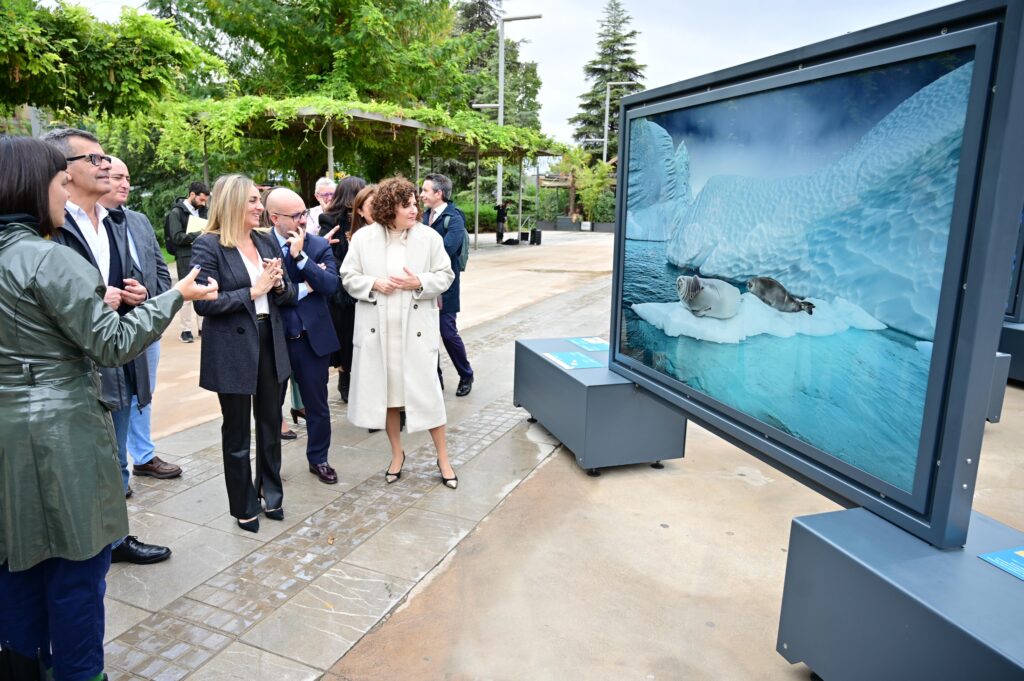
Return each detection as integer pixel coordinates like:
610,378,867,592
163,206,180,256
442,211,470,272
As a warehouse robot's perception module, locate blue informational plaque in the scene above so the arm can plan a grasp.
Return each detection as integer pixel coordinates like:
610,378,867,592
543,352,603,370
567,336,610,351
979,547,1024,581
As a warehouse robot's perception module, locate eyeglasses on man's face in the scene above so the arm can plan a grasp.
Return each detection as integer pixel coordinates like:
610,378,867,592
65,153,112,167
316,191,334,199
272,210,310,221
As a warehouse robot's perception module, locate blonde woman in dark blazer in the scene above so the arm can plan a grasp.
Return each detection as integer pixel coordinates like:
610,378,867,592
341,177,459,488
191,174,296,532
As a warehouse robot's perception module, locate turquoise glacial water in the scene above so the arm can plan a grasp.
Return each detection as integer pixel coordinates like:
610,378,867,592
621,239,930,492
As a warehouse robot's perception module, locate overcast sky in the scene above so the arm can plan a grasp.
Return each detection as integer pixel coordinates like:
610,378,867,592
72,0,953,143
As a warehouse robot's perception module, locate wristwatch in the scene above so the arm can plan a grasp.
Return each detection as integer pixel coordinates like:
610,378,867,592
294,251,306,263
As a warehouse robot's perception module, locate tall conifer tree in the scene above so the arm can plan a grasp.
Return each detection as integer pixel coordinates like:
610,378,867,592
569,0,645,160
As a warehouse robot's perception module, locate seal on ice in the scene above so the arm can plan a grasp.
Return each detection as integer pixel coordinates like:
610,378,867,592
676,274,741,319
746,276,815,315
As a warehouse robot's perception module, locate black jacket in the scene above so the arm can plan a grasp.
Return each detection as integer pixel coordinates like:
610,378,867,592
165,197,207,278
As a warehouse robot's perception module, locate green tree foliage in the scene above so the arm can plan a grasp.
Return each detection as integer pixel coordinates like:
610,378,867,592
575,160,615,222
146,0,479,108
551,146,592,217
0,1,221,116
569,0,644,160
457,0,502,35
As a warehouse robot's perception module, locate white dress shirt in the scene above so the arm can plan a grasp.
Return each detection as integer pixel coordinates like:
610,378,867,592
239,249,270,315
66,200,111,281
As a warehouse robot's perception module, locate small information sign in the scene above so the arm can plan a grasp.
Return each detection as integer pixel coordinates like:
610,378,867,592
543,352,603,370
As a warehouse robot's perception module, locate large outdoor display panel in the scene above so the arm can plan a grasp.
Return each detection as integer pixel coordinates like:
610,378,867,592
610,1,1024,547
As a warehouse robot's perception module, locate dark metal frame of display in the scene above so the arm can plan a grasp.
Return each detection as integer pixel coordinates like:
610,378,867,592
609,0,1024,548
1006,213,1024,321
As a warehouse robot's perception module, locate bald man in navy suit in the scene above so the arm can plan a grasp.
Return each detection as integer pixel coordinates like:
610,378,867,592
267,188,341,484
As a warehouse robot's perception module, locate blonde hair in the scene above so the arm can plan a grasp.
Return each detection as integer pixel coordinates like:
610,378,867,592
205,174,258,248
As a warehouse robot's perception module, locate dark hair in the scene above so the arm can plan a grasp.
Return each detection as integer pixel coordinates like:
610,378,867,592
349,184,378,238
325,176,366,217
373,176,419,229
424,173,452,201
39,127,99,157
0,136,67,236
189,181,209,196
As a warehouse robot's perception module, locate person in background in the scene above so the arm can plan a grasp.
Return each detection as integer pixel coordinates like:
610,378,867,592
494,199,509,243
320,176,367,401
191,174,295,533
99,157,183,483
165,181,209,343
341,176,458,490
0,135,217,681
306,177,335,236
421,173,474,397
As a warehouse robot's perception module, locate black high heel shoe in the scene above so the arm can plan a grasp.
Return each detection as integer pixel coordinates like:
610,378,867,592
338,372,350,403
385,451,405,484
436,459,458,490
291,408,306,424
237,516,260,533
264,507,284,521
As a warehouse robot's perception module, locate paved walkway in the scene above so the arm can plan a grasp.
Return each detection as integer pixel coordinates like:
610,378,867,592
104,233,615,680
106,231,1024,680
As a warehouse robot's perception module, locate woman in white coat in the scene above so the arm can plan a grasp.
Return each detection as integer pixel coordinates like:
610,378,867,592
340,177,459,488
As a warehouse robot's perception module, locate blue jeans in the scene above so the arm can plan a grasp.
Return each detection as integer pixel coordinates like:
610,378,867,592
126,342,160,467
0,547,111,681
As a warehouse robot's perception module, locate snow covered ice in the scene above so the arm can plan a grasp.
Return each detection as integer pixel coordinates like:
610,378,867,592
632,293,886,345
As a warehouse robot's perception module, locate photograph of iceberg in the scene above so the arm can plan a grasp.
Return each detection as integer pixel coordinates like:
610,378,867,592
619,49,976,492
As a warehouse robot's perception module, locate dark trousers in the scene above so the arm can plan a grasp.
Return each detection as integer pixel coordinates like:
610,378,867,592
283,333,331,465
217,319,284,518
0,547,111,681
440,311,473,380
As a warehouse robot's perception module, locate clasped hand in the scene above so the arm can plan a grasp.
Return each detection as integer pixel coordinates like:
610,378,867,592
373,267,420,295
252,258,284,298
103,278,148,310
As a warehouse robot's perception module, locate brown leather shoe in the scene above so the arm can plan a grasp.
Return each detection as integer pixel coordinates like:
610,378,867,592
309,462,338,484
132,456,182,479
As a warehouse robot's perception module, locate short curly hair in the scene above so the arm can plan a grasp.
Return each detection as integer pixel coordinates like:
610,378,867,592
372,176,420,229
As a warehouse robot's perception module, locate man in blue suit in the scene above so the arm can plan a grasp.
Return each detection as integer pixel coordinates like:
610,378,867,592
267,188,341,484
421,173,474,396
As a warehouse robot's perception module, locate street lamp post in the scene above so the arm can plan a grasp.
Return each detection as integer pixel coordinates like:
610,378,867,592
496,14,541,212
602,80,639,163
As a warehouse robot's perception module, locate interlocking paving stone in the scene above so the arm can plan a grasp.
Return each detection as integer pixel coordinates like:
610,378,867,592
106,612,232,680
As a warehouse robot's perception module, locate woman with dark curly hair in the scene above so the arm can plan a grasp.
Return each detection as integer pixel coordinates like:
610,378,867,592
340,176,459,488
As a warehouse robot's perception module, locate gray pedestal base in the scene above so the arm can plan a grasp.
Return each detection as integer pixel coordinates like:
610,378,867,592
778,508,1024,681
999,321,1024,381
513,338,686,471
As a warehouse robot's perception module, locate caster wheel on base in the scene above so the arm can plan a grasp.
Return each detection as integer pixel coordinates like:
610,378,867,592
527,417,538,423
586,468,601,477
650,461,665,469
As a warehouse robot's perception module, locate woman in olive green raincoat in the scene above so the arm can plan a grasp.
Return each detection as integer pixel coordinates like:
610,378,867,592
0,136,218,681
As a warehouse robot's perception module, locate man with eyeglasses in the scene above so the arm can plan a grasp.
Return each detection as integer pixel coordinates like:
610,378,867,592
306,177,336,236
164,181,209,342
266,187,341,484
100,157,184,485
41,128,173,568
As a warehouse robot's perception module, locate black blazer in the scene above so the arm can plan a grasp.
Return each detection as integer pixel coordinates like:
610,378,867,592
191,229,296,394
